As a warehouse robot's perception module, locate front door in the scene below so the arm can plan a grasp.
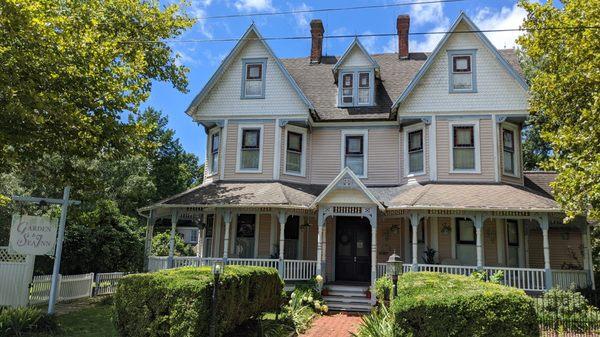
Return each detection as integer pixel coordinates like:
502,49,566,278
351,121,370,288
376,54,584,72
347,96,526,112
335,217,371,282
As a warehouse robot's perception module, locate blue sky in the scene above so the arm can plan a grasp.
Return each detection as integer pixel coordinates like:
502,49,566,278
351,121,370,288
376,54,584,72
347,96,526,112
142,0,529,164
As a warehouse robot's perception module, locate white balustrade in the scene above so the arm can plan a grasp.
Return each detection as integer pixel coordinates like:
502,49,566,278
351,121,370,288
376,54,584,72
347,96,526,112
227,258,279,269
284,260,317,281
553,270,591,290
95,272,125,296
418,264,477,276
484,266,545,292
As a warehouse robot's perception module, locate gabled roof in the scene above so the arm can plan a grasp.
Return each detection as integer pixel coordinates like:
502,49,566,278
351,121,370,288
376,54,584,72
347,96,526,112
309,167,385,210
391,12,529,112
332,37,380,73
185,24,314,117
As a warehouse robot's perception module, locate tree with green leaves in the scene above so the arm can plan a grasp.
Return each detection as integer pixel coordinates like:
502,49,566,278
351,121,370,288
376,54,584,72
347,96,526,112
518,0,600,220
0,0,194,181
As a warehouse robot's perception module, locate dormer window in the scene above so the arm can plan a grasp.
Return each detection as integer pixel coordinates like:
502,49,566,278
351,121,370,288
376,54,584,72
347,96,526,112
242,58,266,99
338,70,373,107
448,50,477,93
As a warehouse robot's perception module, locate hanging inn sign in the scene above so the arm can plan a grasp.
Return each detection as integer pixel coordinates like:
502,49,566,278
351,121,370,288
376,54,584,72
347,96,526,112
9,214,58,256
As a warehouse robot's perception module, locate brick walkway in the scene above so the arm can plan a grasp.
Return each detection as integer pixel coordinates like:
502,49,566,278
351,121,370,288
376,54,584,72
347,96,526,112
301,312,364,337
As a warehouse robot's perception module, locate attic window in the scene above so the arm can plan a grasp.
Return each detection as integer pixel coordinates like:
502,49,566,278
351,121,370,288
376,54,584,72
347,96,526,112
242,58,266,99
448,50,477,93
339,70,373,107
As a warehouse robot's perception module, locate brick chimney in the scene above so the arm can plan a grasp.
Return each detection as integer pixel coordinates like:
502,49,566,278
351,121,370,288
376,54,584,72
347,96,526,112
397,15,410,59
310,19,324,64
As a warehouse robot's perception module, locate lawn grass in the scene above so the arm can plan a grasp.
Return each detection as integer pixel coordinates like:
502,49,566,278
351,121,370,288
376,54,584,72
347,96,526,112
34,303,117,337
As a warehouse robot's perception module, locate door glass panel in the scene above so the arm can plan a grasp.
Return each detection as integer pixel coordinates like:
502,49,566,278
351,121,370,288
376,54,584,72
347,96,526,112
356,229,369,257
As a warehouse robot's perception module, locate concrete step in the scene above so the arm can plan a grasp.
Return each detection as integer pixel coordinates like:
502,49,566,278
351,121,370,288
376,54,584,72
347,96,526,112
327,301,373,312
323,295,371,304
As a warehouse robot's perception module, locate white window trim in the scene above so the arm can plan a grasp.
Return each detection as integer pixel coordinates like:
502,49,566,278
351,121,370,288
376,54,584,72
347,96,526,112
283,125,307,177
337,69,375,107
447,49,477,93
176,226,199,245
501,122,520,178
448,120,481,174
236,124,264,173
207,127,220,177
340,129,368,178
403,123,427,177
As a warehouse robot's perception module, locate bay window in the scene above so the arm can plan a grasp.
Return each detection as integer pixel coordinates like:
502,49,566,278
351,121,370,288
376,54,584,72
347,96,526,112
342,130,368,177
502,126,519,176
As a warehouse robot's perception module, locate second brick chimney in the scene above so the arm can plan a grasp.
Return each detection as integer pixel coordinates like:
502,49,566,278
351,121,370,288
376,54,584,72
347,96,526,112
310,19,324,64
397,15,410,59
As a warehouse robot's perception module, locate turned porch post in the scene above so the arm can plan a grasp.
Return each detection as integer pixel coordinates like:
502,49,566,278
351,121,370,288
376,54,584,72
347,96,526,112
197,213,206,264
168,209,179,268
539,214,552,290
369,208,378,306
316,209,325,279
143,210,155,271
277,210,287,277
474,213,484,270
409,213,421,271
222,209,233,264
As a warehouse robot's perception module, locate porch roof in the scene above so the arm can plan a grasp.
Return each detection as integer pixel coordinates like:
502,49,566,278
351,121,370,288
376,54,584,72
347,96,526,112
140,179,560,214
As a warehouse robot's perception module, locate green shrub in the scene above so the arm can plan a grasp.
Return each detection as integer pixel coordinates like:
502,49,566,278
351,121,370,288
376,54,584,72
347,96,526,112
113,265,284,337
0,307,57,337
391,272,539,337
151,232,193,256
352,304,411,337
375,276,394,303
535,287,600,332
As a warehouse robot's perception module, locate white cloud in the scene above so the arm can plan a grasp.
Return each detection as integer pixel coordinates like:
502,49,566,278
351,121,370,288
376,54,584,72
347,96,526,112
289,2,312,29
409,23,448,52
234,0,274,12
472,4,527,49
189,1,214,38
381,37,397,54
410,2,447,27
360,31,377,53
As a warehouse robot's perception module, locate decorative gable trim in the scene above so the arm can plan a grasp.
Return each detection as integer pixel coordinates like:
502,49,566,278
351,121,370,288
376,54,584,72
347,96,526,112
332,37,380,74
185,24,314,117
309,167,385,210
391,12,529,113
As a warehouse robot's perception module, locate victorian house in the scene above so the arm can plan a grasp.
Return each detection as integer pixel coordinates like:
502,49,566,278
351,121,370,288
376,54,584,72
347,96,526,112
140,13,594,311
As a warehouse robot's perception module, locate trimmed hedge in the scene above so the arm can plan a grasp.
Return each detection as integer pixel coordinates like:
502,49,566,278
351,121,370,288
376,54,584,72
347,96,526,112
391,272,539,337
113,265,284,337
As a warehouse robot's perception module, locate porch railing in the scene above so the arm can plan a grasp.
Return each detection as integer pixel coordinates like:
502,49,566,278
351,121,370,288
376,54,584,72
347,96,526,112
483,266,545,292
553,270,591,290
284,260,318,281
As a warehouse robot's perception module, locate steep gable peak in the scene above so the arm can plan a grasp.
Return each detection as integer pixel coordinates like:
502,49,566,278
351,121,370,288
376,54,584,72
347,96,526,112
332,37,380,75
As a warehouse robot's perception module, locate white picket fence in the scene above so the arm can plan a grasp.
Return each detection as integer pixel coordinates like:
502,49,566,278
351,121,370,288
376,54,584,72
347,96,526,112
28,272,126,305
0,247,35,307
95,272,126,296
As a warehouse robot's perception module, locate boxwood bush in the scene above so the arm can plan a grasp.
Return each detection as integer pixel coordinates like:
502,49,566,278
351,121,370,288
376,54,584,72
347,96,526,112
391,272,539,337
113,265,284,337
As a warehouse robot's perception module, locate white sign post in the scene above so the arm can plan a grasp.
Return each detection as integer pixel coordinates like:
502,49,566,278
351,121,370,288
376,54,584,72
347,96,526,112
11,186,80,315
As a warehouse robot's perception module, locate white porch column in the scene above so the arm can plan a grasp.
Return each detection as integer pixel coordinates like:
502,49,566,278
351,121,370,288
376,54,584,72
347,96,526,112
277,210,287,277
539,214,552,290
583,224,596,289
143,210,155,271
369,208,378,306
409,213,421,271
316,209,325,280
474,214,483,270
222,209,233,264
196,213,206,264
168,209,179,268
495,218,505,266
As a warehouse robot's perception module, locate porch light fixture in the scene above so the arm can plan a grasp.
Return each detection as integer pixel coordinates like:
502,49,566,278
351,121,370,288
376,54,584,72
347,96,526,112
193,218,206,230
386,251,403,298
210,260,224,337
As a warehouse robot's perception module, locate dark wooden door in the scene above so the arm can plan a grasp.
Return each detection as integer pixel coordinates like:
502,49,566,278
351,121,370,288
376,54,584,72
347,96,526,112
335,217,371,282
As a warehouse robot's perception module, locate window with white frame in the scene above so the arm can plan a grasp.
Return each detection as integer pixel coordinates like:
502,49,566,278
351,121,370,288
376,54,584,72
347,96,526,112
285,128,306,176
339,70,374,106
448,50,476,92
204,214,214,257
235,214,256,258
242,59,266,98
342,130,367,177
451,123,479,172
455,217,476,265
209,130,220,175
237,126,262,172
406,128,424,175
502,125,519,176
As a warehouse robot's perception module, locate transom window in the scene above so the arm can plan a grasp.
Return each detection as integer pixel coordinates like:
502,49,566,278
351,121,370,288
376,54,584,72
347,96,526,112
285,131,304,175
448,50,476,92
503,128,515,175
344,134,366,176
408,130,424,174
235,214,256,258
452,125,476,171
238,127,262,172
456,218,475,244
209,131,220,175
339,70,373,106
242,59,266,98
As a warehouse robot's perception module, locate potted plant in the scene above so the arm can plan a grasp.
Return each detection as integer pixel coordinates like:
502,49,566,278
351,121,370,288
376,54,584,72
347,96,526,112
321,286,330,296
364,288,371,299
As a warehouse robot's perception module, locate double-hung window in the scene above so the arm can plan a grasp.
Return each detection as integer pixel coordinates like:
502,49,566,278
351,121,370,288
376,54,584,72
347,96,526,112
235,214,256,258
204,214,214,257
452,125,477,171
209,131,220,175
339,70,373,106
506,220,519,267
242,59,266,98
448,50,476,92
285,130,305,176
407,129,424,174
238,126,262,172
342,131,367,177
503,128,516,175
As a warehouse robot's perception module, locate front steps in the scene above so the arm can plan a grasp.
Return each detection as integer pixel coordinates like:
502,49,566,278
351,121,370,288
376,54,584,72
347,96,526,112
322,284,373,312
